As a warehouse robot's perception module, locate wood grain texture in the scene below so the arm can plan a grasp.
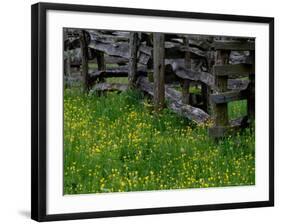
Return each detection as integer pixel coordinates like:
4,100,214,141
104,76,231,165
153,33,165,111
79,30,89,92
212,40,255,51
213,63,254,78
182,36,191,104
211,90,247,104
128,32,139,88
211,50,230,138
137,76,210,123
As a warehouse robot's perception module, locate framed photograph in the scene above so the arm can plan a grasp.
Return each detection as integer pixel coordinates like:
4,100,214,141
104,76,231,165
31,2,274,222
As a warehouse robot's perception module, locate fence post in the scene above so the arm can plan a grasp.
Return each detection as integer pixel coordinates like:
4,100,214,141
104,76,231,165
209,50,230,137
202,46,214,113
153,33,165,111
96,50,106,82
128,32,138,88
205,39,216,114
201,83,209,112
66,46,71,77
247,50,255,122
64,46,72,89
182,36,191,104
79,30,89,92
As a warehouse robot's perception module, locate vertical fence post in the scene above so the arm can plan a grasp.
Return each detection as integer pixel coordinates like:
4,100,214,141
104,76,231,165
153,33,165,111
201,46,213,113
96,51,106,83
209,50,230,137
182,36,191,104
64,46,71,89
201,83,209,112
205,38,216,114
66,46,71,78
79,30,89,92
247,50,255,122
215,50,230,126
128,32,138,88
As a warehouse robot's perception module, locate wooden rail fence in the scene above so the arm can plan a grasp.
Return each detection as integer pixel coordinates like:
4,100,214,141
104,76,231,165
63,28,255,138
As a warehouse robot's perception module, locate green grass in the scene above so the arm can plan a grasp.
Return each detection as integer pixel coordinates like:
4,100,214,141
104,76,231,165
107,77,128,84
189,86,201,94
64,88,255,194
228,100,247,119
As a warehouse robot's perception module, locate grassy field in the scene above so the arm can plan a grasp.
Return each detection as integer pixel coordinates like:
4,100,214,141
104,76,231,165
63,88,255,194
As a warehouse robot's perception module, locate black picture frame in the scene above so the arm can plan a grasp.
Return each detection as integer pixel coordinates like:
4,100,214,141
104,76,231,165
31,2,274,222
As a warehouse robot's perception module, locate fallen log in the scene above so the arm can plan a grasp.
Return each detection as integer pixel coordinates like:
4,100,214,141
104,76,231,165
137,76,210,124
169,101,210,124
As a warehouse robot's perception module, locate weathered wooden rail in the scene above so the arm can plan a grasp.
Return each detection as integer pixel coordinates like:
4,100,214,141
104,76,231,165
208,41,255,138
137,76,210,123
63,28,255,138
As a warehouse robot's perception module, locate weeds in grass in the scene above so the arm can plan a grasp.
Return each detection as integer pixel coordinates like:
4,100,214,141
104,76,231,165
64,89,255,194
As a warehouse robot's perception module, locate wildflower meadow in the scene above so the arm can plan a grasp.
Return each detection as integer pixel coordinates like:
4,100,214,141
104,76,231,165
64,88,255,194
